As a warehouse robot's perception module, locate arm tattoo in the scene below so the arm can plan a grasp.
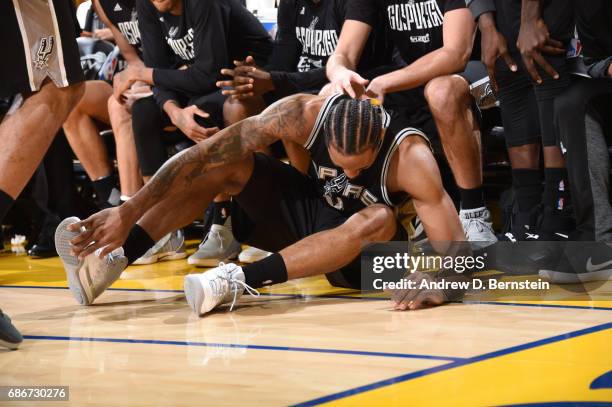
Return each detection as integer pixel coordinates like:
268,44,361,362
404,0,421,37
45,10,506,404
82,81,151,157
140,94,313,207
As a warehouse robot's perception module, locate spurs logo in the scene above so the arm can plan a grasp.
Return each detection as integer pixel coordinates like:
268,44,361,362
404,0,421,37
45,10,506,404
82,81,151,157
324,173,348,196
308,16,319,31
35,36,54,69
318,166,379,209
168,26,179,38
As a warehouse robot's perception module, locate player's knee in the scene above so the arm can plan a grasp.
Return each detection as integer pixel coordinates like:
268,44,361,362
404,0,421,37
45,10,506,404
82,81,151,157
223,98,250,126
130,97,157,141
348,205,396,242
425,76,469,117
56,82,85,123
63,82,85,110
107,95,126,120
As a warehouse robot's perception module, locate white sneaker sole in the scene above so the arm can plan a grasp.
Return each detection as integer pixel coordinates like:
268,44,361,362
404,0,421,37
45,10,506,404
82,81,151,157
539,268,612,284
238,250,271,264
54,217,93,305
184,274,209,316
133,251,188,265
0,338,21,350
187,251,239,267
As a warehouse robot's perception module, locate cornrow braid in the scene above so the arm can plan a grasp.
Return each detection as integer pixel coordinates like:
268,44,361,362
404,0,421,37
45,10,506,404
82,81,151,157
324,98,383,155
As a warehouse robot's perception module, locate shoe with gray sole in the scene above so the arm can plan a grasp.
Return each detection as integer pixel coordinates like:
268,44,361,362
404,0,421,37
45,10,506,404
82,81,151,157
55,217,128,305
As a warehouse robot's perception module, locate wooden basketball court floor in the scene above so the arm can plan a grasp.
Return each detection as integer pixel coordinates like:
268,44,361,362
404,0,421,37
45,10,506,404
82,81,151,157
1,242,611,406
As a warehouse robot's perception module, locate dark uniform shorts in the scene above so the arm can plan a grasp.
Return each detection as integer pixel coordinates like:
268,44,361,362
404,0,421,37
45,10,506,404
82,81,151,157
231,153,408,289
1,0,84,97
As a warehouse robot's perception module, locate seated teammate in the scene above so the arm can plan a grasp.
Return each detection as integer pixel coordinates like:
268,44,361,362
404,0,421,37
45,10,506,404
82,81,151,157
326,0,497,244
56,94,466,315
63,0,146,209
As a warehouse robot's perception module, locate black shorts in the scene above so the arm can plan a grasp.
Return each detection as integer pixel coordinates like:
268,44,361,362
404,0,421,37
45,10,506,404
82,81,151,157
0,0,84,97
231,153,408,289
495,54,570,147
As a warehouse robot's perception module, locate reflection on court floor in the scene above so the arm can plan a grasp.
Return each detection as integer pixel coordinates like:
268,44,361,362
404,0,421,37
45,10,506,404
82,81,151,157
1,249,611,406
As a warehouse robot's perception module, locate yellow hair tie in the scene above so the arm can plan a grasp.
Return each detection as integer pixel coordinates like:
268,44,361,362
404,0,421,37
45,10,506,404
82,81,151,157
369,98,381,106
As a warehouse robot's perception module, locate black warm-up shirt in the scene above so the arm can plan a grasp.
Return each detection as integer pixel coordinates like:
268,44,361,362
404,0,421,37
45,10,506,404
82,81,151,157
346,0,465,66
575,1,612,61
137,0,273,107
268,0,392,98
574,0,612,78
99,0,143,55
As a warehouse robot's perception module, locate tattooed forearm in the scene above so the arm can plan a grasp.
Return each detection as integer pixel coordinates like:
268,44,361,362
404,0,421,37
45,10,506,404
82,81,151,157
129,94,320,213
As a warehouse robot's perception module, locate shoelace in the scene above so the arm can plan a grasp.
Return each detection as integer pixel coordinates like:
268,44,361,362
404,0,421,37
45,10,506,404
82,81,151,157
200,230,224,251
215,262,260,311
465,217,486,233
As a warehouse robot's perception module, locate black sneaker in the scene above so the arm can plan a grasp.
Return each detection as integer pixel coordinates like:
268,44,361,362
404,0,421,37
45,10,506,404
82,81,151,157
0,310,23,350
28,214,59,259
539,241,612,283
535,206,575,241
498,208,540,242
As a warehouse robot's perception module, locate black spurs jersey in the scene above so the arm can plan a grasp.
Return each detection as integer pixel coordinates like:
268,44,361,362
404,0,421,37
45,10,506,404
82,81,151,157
304,94,428,215
149,4,196,64
99,0,142,55
278,0,346,72
347,0,465,65
138,0,272,106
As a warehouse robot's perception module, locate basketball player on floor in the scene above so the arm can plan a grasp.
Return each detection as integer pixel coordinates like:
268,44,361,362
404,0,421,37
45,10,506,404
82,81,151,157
189,0,392,266
0,0,85,348
56,94,466,315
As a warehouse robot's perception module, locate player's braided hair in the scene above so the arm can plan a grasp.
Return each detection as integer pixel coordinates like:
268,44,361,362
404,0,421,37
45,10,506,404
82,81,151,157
324,98,384,155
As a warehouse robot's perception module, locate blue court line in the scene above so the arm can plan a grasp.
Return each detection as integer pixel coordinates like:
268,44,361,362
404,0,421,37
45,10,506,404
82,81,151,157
1,284,611,311
292,321,612,407
21,334,463,362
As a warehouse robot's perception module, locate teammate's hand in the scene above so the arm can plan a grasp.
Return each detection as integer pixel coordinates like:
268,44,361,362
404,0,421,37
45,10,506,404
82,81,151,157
329,68,369,98
388,272,446,311
365,77,387,103
217,66,274,99
478,13,517,92
113,69,136,102
517,17,565,84
170,105,219,143
67,207,133,259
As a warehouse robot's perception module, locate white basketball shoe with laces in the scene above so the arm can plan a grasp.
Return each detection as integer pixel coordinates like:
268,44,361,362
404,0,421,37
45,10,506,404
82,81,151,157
183,263,260,316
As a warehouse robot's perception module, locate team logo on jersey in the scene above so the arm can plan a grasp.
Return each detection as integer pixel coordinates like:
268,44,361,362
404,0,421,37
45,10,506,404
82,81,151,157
34,36,54,69
319,166,379,210
166,27,195,61
114,3,122,11
410,33,430,43
308,16,319,30
386,0,444,32
168,26,180,38
295,16,339,67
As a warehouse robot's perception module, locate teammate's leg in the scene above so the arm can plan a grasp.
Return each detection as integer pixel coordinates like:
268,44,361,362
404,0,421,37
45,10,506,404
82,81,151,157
424,74,495,242
0,80,84,221
131,95,174,183
63,80,118,207
107,95,142,198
